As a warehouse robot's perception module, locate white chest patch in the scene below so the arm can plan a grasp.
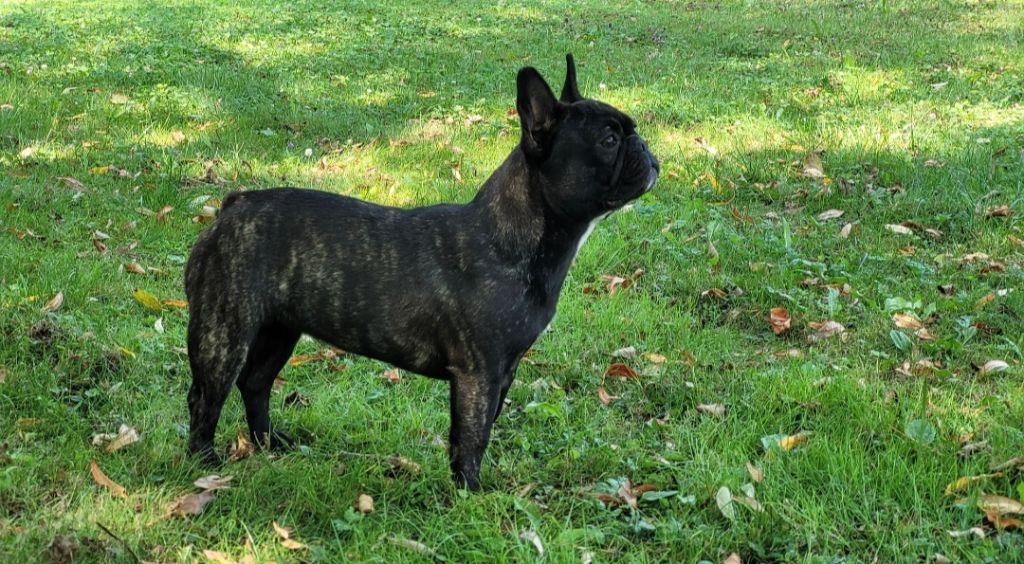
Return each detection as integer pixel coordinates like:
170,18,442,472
573,212,611,263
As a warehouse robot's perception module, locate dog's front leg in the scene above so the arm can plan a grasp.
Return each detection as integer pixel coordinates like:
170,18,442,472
448,367,503,491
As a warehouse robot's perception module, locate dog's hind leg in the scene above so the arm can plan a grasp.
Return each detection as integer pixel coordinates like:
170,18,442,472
236,323,301,450
186,310,254,466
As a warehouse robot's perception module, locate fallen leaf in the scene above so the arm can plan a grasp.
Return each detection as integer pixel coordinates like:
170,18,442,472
124,262,146,275
983,205,1012,219
696,403,727,417
387,455,422,475
807,320,846,343
603,363,639,379
89,460,127,499
170,130,186,144
156,206,174,222
451,165,462,183
93,238,108,253
162,299,189,308
110,93,130,104
746,462,764,483
947,527,985,539
168,489,216,517
611,346,637,359
885,223,916,236
18,146,37,158
985,511,1024,530
1010,234,1024,247
272,521,307,550
990,457,1024,472
381,369,401,384
227,433,254,462
978,360,1009,375
715,486,735,521
960,440,990,457
768,308,791,335
839,222,853,238
356,493,375,513
816,209,844,221
42,291,64,313
387,536,441,559
693,137,718,156
519,530,544,556
892,313,923,330
924,159,945,168
617,478,638,509
723,554,742,564
105,424,140,453
642,352,667,364
202,549,240,564
601,274,632,295
154,317,164,334
133,289,163,311
801,152,825,178
962,252,990,263
733,495,764,513
978,494,1024,515
597,386,616,406
779,431,813,451
194,474,233,491
944,472,1003,495
974,292,996,310
57,176,88,192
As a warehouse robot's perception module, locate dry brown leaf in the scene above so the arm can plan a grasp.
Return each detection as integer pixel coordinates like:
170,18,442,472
170,130,186,144
202,549,241,564
601,274,632,295
807,320,846,343
816,209,844,221
733,495,764,512
696,403,727,418
892,313,923,330
387,536,440,559
156,205,174,222
986,511,1024,530
42,291,64,313
57,176,88,192
381,369,401,384
978,360,1009,375
974,292,997,310
387,455,422,475
746,462,764,483
1009,234,1024,247
978,494,1024,515
693,137,718,156
962,252,990,263
603,363,639,379
983,205,1012,219
597,386,616,406
839,222,853,238
990,457,1024,472
194,474,233,491
124,262,146,275
168,489,216,517
273,520,307,549
914,327,937,341
110,93,130,104
89,459,127,499
801,152,825,178
227,433,254,462
162,299,189,308
105,424,140,453
768,307,791,336
617,478,638,509
723,553,742,564
356,493,375,513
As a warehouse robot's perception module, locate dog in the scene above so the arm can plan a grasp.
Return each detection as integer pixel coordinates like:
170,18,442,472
184,54,659,490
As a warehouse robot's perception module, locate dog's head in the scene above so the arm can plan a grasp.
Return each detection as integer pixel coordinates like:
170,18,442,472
516,54,659,222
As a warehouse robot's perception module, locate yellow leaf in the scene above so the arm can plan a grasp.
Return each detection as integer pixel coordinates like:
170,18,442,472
133,289,163,311
88,165,109,175
779,431,813,451
161,299,189,308
944,472,1002,495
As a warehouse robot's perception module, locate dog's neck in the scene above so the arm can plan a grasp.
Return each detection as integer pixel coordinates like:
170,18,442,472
470,149,596,299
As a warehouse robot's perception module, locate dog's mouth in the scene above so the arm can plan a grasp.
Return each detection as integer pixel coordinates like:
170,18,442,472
605,168,658,209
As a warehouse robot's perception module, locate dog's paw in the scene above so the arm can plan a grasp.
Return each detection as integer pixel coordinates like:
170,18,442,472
251,430,296,452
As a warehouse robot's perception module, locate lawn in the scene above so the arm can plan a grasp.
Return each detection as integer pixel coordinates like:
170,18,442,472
2,0,1023,561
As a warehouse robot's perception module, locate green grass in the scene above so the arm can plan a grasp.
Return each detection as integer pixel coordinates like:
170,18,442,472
2,0,1023,561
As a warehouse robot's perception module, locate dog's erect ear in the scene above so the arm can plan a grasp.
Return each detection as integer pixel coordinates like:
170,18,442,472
516,67,560,159
560,53,582,103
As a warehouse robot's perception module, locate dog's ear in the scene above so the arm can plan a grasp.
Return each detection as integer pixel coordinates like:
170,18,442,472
560,53,582,103
516,67,560,159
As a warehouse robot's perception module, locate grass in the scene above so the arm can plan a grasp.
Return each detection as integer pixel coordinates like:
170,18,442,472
1,0,1023,561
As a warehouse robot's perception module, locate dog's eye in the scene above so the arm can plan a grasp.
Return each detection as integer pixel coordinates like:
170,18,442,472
601,134,618,149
